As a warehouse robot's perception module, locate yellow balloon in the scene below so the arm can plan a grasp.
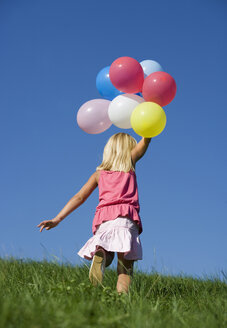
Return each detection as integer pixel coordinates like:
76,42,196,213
130,102,166,137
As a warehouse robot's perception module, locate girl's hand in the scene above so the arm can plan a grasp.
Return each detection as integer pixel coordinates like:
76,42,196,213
37,218,60,232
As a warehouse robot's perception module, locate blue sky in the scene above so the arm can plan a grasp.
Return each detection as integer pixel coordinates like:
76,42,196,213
0,0,226,279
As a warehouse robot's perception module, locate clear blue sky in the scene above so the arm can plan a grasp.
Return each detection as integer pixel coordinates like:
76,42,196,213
0,0,226,279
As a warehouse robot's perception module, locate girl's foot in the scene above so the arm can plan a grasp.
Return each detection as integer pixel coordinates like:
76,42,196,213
89,248,106,286
116,273,131,294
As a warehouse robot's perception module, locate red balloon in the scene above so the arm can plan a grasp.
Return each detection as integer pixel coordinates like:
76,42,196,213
109,56,144,93
142,71,177,106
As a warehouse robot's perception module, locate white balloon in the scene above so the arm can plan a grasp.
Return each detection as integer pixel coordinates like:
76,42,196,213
140,60,163,77
108,94,144,129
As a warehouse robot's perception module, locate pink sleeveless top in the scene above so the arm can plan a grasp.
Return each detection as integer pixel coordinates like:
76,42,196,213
92,170,143,235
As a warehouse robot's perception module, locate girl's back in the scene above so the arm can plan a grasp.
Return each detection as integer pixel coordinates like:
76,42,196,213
97,170,139,207
93,169,142,235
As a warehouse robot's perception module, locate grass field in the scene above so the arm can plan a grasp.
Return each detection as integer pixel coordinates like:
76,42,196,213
0,257,226,328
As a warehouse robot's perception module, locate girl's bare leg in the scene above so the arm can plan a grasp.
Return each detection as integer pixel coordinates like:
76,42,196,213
116,253,134,294
97,246,114,267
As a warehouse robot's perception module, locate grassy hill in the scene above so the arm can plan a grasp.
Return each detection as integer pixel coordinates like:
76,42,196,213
0,257,226,328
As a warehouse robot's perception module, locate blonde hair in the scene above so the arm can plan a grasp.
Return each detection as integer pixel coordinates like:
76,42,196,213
96,133,137,172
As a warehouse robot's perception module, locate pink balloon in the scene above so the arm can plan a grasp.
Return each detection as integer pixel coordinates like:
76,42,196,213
77,99,112,134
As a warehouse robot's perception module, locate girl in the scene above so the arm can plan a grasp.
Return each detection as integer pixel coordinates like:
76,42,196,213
37,133,151,294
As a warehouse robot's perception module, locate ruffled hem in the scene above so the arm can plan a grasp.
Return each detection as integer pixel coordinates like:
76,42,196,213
92,204,143,235
78,220,143,261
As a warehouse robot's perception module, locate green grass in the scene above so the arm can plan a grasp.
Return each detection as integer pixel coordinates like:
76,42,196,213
0,257,226,328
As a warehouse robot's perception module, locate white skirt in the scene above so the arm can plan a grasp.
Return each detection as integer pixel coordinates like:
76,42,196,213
77,216,142,261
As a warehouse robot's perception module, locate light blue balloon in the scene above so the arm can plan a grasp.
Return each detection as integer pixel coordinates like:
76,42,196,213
96,66,123,101
140,60,164,78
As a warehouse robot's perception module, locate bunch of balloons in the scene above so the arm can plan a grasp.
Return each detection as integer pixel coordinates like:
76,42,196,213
77,56,177,137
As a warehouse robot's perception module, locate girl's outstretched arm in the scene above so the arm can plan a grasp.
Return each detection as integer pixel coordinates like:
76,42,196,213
131,137,152,165
37,172,98,232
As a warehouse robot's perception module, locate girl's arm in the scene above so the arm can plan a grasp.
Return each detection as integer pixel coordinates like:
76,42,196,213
37,172,98,232
131,137,152,165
